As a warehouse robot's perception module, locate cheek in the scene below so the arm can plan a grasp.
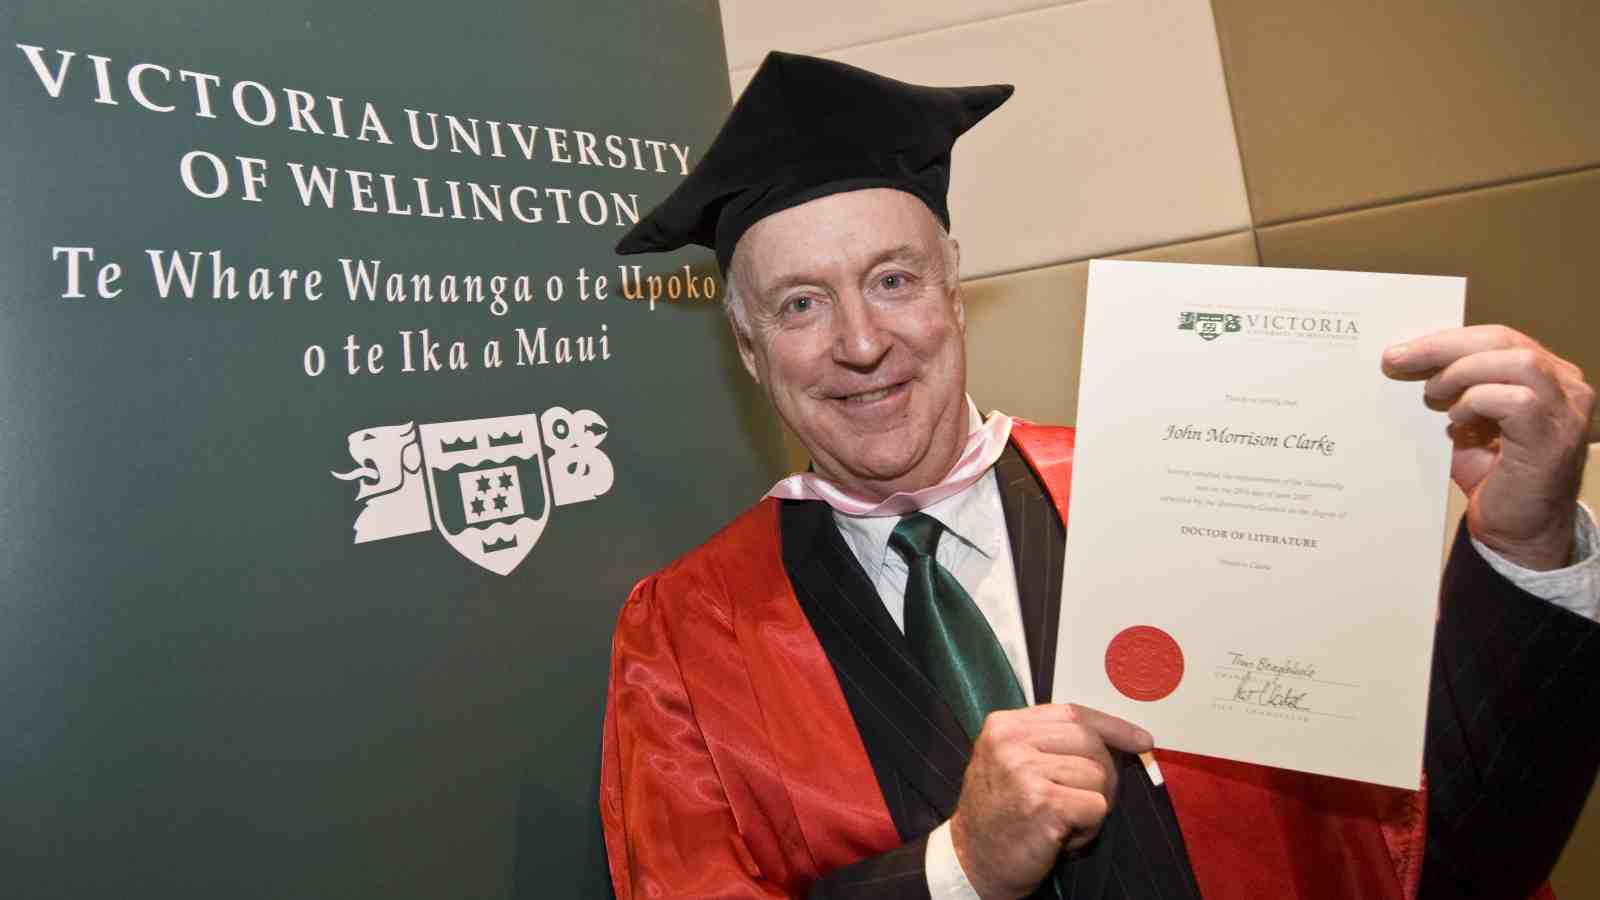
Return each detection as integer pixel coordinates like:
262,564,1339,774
914,316,964,364
757,346,818,403
765,331,832,382
908,294,961,338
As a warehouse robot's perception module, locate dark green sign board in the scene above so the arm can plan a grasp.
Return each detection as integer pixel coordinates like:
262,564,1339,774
1,2,783,896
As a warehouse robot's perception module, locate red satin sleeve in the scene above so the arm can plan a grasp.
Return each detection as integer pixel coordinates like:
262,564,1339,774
601,573,797,900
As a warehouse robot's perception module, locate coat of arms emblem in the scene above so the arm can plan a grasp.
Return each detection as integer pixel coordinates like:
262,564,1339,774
331,407,613,575
1178,311,1242,341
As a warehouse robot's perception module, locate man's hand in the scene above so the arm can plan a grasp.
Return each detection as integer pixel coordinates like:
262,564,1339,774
948,704,1153,900
1383,325,1595,570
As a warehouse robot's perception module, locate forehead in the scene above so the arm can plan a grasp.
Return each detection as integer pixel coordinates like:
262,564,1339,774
732,188,943,291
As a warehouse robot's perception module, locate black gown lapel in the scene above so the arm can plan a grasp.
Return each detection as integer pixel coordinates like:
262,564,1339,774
779,498,972,840
994,442,1203,900
993,444,1067,706
994,445,1112,899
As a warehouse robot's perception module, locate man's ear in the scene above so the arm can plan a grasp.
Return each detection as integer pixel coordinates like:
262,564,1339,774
948,238,965,334
732,316,762,384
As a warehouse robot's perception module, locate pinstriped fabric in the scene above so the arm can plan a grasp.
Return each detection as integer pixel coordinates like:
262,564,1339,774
1096,754,1205,900
806,547,970,779
994,446,1108,898
809,832,933,900
809,542,971,794
782,498,970,840
1136,762,1205,899
994,445,1064,705
783,500,954,898
1419,526,1600,898
992,444,1202,900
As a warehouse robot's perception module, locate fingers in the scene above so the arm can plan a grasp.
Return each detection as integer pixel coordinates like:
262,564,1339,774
1385,326,1592,425
1018,703,1154,754
1048,783,1112,852
1005,750,1119,852
1387,327,1592,454
1447,384,1554,446
1382,324,1540,380
1067,704,1155,754
1023,724,1116,786
1423,346,1589,449
957,705,1147,887
1424,347,1565,412
979,706,1143,787
1032,750,1118,799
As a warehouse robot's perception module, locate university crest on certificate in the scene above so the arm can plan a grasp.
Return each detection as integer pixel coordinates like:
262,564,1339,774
1055,260,1464,789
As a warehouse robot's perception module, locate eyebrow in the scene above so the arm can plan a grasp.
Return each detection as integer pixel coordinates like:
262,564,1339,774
866,243,927,270
758,243,930,297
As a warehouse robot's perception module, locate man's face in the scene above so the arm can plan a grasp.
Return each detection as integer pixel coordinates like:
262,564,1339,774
731,188,969,500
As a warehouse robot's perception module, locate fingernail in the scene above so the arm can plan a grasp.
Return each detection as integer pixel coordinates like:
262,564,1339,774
1136,728,1154,747
1386,344,1410,363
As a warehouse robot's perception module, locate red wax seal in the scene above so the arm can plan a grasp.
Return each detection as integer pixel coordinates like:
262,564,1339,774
1104,625,1184,702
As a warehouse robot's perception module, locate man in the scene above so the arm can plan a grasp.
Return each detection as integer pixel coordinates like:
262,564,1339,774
601,52,1600,899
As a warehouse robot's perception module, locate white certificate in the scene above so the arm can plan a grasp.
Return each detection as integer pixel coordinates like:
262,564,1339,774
1054,260,1464,789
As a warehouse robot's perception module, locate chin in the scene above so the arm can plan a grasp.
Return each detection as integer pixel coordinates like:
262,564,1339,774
795,400,962,491
834,443,937,492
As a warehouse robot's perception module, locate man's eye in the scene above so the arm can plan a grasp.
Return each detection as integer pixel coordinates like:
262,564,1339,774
880,273,906,290
787,296,814,314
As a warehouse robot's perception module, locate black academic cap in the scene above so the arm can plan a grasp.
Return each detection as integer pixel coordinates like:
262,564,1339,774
615,51,1013,273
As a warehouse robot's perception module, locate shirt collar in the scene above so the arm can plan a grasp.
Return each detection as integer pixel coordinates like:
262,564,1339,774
766,396,1012,517
832,399,1007,581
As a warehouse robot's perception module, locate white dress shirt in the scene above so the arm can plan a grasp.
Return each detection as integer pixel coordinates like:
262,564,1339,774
828,411,1600,898
832,466,1036,705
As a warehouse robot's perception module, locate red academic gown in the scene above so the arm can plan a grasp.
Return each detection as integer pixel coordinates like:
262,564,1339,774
600,422,1559,899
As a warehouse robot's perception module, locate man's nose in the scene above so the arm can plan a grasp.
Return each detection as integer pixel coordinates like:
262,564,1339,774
831,292,890,368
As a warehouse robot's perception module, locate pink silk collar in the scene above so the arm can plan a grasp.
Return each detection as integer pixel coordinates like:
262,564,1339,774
763,411,1015,517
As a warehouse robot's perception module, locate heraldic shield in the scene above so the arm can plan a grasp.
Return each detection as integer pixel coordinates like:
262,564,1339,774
1178,311,1242,342
418,415,550,576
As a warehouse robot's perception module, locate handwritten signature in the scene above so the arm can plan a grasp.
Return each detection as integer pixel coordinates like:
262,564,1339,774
1231,670,1311,711
1226,651,1317,679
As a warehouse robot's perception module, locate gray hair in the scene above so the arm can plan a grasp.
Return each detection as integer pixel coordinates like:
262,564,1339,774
722,225,960,338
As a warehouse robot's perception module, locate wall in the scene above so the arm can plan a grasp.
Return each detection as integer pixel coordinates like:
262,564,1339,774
717,0,1599,892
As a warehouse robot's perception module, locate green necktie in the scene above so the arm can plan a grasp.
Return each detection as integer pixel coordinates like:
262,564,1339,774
893,514,1068,900
890,512,1027,740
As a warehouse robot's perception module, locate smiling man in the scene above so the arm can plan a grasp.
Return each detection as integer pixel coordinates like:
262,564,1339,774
600,52,1600,900
731,189,971,499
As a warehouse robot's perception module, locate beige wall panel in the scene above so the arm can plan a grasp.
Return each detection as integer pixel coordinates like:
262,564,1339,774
729,0,1252,280
719,0,1070,71
1442,483,1468,565
1212,0,1600,224
963,260,1091,426
963,231,1259,425
1256,168,1600,436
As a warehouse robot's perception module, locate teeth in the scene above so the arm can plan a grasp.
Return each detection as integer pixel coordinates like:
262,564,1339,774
849,386,893,403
